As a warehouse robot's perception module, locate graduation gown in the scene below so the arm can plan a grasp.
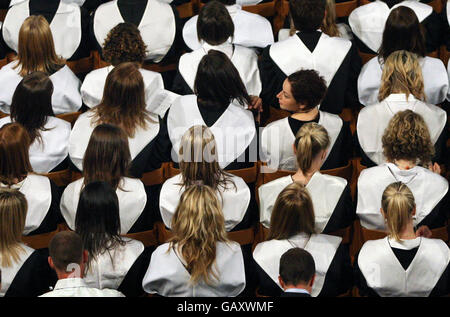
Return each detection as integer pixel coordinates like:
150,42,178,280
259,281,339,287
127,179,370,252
0,61,82,115
258,172,354,234
60,177,148,234
277,23,354,42
356,163,449,230
172,41,262,97
356,93,447,166
0,116,71,173
358,56,448,106
253,233,353,297
355,237,450,297
142,241,246,296
182,4,274,51
442,1,450,51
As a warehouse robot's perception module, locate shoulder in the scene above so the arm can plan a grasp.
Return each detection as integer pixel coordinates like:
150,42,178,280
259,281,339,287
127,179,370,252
83,67,109,83
419,167,449,189
233,44,259,59
350,1,383,18
422,56,446,71
120,177,145,191
26,173,51,185
46,116,71,130
258,175,292,193
121,237,145,255
315,172,347,188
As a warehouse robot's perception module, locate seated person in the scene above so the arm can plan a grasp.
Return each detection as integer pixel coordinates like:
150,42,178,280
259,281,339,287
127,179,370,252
279,248,315,297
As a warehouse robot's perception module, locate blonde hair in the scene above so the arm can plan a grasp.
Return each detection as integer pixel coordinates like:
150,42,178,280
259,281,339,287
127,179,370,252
381,182,415,242
15,15,65,77
169,184,229,286
0,188,27,267
378,50,425,102
295,123,330,174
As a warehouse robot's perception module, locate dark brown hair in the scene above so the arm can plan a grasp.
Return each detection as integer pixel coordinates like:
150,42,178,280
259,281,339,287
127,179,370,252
49,231,84,272
279,248,315,286
287,70,327,111
289,0,326,32
197,1,234,45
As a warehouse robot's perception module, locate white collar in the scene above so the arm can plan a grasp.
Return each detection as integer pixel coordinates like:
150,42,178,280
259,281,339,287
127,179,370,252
388,237,421,250
383,93,420,103
285,288,310,294
53,278,89,290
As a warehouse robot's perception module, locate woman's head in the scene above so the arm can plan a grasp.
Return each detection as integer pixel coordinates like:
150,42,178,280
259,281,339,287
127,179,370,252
83,124,131,190
11,72,54,143
382,110,434,166
16,15,65,77
197,1,234,45
268,182,315,240
277,70,327,112
378,50,425,101
294,123,330,174
378,6,426,61
0,188,27,267
0,123,32,186
194,50,251,109
102,23,147,66
170,184,228,285
381,182,416,241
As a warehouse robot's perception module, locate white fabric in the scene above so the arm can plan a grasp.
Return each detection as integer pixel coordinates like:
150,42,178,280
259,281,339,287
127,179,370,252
60,177,147,234
357,163,449,230
260,111,343,170
0,116,70,173
84,238,144,290
40,278,124,297
3,0,82,59
143,241,245,297
253,233,342,297
358,237,450,296
358,56,448,106
258,172,347,232
357,93,447,165
159,173,250,231
278,23,353,42
269,32,351,87
447,62,450,102
167,95,256,169
0,244,34,297
94,0,175,62
69,111,160,171
10,0,85,5
182,4,274,51
348,0,433,52
178,41,261,96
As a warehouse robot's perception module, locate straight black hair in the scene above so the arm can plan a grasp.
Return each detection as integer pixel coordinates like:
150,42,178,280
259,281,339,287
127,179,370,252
197,1,234,45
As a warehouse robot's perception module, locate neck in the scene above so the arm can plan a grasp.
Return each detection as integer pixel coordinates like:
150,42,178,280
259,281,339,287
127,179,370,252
393,159,416,170
284,283,311,293
396,221,417,240
291,107,319,121
55,269,84,280
292,168,316,185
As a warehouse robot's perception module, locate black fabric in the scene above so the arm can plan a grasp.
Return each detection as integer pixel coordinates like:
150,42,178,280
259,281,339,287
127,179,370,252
416,190,449,230
127,185,158,233
82,0,109,13
280,291,311,297
237,244,258,296
322,185,355,234
48,156,70,173
117,0,148,27
392,247,419,270
0,0,10,9
171,66,193,95
118,246,154,297
440,3,450,49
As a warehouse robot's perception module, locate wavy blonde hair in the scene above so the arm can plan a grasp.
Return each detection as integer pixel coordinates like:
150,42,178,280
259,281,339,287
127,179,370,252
378,50,425,102
169,184,229,286
295,123,330,174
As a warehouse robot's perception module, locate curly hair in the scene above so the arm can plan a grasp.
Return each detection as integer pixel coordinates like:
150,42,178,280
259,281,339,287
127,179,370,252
382,110,434,166
287,69,327,111
102,23,147,66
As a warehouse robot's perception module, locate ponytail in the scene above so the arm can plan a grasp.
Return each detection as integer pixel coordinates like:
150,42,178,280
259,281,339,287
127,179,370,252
294,123,330,174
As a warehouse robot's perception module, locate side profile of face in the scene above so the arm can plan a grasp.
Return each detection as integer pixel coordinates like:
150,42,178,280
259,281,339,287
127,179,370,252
277,79,300,112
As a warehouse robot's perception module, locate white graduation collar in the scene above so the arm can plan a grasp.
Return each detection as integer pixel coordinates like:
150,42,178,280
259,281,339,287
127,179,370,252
388,237,421,250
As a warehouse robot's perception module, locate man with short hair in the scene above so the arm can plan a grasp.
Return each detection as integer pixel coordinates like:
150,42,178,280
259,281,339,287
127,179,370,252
278,248,315,297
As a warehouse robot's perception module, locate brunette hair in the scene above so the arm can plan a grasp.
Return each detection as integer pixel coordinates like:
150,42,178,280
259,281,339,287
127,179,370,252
287,70,327,112
48,231,84,272
197,1,234,45
279,248,315,286
289,0,326,32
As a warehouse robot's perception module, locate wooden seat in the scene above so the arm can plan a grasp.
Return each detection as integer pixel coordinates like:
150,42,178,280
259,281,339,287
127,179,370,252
156,221,174,244
335,0,358,17
439,45,449,66
71,171,83,183
358,50,376,65
123,228,158,247
141,164,167,186
42,169,73,187
0,57,7,69
177,1,197,19
227,227,255,246
0,9,7,22
242,1,277,17
0,111,7,118
56,111,81,127
22,230,59,249
328,225,353,244
265,107,291,126
66,51,95,75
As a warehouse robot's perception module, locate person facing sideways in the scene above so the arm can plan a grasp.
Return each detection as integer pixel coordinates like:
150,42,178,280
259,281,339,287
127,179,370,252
0,16,82,115
260,69,351,171
74,181,152,297
69,62,171,177
0,72,71,173
259,0,361,116
357,50,447,167
355,182,450,297
357,110,449,231
253,182,353,297
167,50,258,171
182,0,274,51
61,124,149,235
81,23,166,112
259,122,354,234
172,0,261,97
0,123,61,236
40,231,125,297
143,184,246,297
357,6,448,107
349,0,441,55
0,189,57,297
279,248,315,297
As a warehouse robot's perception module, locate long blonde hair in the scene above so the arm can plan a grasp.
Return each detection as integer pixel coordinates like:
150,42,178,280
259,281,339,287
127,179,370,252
378,50,425,102
0,188,27,267
169,184,229,286
14,15,65,77
295,123,330,174
381,182,416,242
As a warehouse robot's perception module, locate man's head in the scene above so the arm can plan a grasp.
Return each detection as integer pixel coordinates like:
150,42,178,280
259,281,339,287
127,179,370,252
278,248,315,292
289,0,326,32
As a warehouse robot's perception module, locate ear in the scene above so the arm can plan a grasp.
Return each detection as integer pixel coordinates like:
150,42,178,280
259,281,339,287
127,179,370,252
380,207,386,218
48,257,55,270
82,250,88,264
321,149,328,161
309,274,315,287
411,207,416,217
278,276,286,290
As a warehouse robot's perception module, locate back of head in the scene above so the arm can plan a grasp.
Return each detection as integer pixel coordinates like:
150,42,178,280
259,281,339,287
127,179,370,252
381,182,415,241
194,49,251,109
279,247,315,287
382,109,434,166
216,0,236,5
170,184,228,285
289,0,326,32
379,6,426,60
0,188,27,267
268,182,315,240
102,22,147,66
197,1,234,45
295,122,330,174
321,0,340,37
378,50,425,102
48,231,83,274
0,123,32,186
83,124,131,190
287,70,327,112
